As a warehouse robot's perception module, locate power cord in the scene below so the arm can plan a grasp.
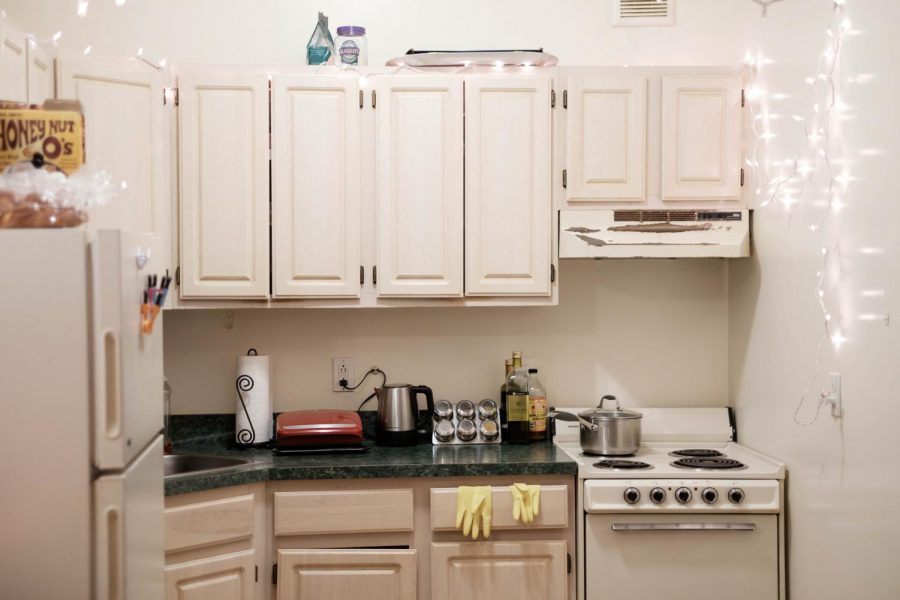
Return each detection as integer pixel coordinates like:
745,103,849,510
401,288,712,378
341,367,387,413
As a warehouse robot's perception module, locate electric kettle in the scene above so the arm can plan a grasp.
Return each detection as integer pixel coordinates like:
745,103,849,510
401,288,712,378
375,384,434,446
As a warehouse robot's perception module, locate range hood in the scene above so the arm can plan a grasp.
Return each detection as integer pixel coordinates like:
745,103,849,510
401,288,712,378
559,209,750,259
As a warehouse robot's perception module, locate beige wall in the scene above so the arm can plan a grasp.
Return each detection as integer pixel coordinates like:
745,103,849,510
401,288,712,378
729,1,900,598
164,260,729,414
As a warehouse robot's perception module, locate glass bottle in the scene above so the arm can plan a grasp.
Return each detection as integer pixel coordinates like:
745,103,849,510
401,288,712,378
499,358,512,429
505,352,530,444
527,368,548,442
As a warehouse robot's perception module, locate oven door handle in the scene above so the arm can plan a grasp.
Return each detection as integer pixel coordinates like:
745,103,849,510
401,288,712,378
611,522,757,532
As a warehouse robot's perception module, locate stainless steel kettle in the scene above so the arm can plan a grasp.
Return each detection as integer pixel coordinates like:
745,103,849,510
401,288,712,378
375,384,434,446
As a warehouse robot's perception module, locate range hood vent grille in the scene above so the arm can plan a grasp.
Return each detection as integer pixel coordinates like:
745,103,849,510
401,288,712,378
614,210,698,222
614,0,675,27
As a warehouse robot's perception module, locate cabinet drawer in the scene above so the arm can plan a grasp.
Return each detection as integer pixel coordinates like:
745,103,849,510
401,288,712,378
430,485,569,531
274,489,415,536
165,493,255,554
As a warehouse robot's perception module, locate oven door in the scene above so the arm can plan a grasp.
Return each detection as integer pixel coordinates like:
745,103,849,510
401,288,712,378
585,513,778,600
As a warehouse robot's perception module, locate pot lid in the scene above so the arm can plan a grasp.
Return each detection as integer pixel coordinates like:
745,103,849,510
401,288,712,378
578,395,642,421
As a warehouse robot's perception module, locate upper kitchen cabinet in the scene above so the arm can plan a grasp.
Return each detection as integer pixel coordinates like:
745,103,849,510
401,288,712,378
375,75,464,297
661,75,743,202
0,19,28,103
26,42,53,104
464,75,552,297
177,69,270,299
272,74,361,298
58,59,168,250
565,76,647,202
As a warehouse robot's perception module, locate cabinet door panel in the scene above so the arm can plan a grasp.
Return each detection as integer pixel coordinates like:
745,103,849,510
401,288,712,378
465,76,551,296
567,76,646,201
0,21,27,103
277,549,416,600
661,76,742,201
58,59,166,248
272,75,360,297
178,71,269,298
431,541,567,600
26,43,53,104
375,76,463,297
165,550,255,600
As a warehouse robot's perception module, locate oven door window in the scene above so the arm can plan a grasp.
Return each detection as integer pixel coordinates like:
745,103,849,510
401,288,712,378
585,514,778,600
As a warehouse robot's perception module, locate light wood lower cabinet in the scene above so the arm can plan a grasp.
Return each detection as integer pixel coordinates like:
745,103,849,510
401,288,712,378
431,540,568,600
276,549,417,600
165,550,256,600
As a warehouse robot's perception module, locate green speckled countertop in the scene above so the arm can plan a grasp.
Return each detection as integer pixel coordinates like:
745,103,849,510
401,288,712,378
165,414,577,496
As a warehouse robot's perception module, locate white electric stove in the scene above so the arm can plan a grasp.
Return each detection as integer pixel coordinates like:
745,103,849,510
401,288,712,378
554,407,786,600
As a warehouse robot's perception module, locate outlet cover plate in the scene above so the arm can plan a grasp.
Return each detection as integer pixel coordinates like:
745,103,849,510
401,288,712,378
333,358,354,392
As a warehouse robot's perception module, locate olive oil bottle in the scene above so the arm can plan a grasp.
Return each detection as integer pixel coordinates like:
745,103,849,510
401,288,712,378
505,352,530,444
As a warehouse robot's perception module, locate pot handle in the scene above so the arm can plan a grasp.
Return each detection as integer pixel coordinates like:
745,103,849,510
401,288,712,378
548,410,599,431
411,385,435,431
598,394,621,410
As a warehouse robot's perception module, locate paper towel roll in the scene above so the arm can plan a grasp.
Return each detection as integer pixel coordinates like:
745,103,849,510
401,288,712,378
235,349,273,445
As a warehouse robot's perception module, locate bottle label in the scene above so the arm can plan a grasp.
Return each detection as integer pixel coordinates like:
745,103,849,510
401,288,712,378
507,393,529,421
339,40,360,64
529,396,548,432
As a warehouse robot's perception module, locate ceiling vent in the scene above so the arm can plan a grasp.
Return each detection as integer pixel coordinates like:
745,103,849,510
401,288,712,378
613,0,675,27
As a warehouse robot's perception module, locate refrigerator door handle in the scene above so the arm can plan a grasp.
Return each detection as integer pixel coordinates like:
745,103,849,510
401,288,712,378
97,328,122,440
96,492,125,600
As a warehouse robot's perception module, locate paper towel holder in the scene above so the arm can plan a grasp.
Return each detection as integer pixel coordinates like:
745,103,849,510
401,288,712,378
235,347,261,446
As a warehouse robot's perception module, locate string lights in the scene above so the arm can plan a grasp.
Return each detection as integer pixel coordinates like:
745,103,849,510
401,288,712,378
744,0,857,426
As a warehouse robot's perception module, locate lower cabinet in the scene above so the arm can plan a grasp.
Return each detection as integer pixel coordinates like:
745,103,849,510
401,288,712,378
431,540,568,600
276,549,417,600
165,550,256,600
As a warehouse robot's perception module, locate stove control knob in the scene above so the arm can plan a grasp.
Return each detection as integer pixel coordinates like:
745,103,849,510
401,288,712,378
701,488,719,504
623,487,641,504
728,488,745,504
675,487,692,504
649,487,666,504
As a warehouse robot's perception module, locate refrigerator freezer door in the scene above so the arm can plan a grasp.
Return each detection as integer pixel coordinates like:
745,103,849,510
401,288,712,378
95,435,164,600
92,230,164,470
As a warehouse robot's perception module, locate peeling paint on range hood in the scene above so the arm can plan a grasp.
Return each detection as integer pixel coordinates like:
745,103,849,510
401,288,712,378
559,209,750,259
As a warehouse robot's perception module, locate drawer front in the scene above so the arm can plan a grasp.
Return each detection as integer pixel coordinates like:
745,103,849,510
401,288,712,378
430,485,569,531
274,489,415,536
165,493,255,554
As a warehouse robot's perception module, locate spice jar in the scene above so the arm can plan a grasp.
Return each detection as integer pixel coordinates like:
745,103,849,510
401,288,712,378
335,25,367,66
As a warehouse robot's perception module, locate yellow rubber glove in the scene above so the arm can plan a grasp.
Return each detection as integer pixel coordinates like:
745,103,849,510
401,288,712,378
471,486,492,539
514,483,534,523
529,484,541,519
510,484,524,522
456,486,475,535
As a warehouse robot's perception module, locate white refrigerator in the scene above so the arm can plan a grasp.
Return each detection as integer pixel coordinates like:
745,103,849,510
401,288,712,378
0,229,165,600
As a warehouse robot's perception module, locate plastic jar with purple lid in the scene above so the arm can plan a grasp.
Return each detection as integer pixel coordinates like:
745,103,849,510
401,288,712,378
336,26,367,66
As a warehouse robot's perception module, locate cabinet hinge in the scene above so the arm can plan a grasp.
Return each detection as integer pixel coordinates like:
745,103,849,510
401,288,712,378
741,168,745,186
360,265,365,285
567,553,572,574
741,88,746,108
562,169,567,189
551,89,556,108
563,90,567,109
372,265,377,285
175,266,180,286
359,89,364,109
271,564,277,585
372,90,377,109
551,263,556,283
164,87,179,107
255,565,258,583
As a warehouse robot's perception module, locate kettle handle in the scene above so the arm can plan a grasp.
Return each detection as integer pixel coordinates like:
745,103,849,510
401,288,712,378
410,385,434,431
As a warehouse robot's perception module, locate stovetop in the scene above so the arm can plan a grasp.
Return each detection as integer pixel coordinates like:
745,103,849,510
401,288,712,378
556,441,785,480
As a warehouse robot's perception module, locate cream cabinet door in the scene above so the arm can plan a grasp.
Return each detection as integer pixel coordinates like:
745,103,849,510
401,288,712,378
465,76,552,296
566,76,646,202
26,43,53,104
272,75,360,298
178,71,270,298
375,76,463,297
165,550,256,600
276,549,416,600
57,59,167,255
431,541,567,600
0,20,27,103
661,76,743,202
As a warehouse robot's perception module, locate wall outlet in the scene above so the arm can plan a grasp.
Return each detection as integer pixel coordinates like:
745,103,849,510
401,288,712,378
333,358,354,392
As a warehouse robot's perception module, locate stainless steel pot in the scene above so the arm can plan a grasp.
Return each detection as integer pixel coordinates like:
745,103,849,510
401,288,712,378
550,395,642,456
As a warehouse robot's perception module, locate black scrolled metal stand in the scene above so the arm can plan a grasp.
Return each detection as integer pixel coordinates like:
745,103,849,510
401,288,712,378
235,373,256,446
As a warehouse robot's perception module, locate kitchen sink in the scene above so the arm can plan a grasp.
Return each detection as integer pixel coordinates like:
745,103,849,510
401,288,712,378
164,454,253,477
